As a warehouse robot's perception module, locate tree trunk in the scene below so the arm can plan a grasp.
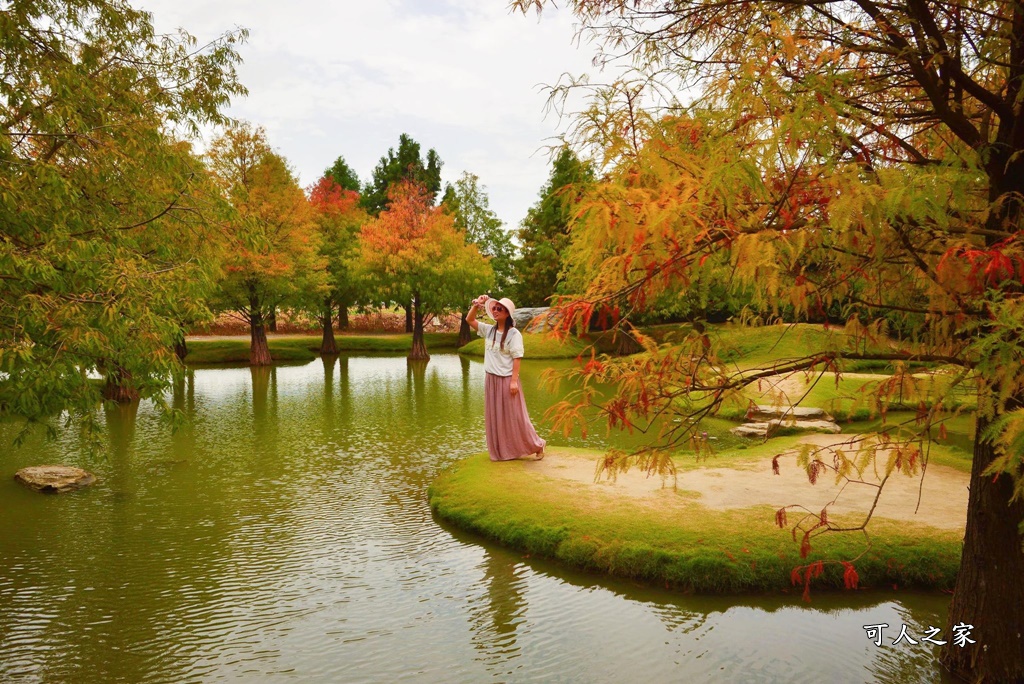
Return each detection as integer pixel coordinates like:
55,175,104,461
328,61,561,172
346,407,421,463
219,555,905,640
101,365,139,403
404,302,413,333
409,294,430,360
942,166,1024,681
320,298,338,355
338,301,349,330
173,327,188,362
249,303,272,366
615,325,643,355
268,306,278,333
458,311,472,347
939,411,1024,682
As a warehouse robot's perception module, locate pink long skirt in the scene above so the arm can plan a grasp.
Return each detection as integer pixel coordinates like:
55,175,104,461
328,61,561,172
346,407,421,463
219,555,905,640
484,372,546,461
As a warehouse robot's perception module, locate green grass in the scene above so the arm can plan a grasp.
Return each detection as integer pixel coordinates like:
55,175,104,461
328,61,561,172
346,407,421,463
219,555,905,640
429,447,962,594
184,337,317,364
459,332,590,359
707,323,886,370
333,332,460,352
185,332,460,364
727,371,978,423
849,413,976,473
458,321,894,363
637,322,933,373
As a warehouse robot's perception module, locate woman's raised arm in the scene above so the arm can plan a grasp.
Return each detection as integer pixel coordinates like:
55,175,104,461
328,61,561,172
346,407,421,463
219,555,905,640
467,295,488,332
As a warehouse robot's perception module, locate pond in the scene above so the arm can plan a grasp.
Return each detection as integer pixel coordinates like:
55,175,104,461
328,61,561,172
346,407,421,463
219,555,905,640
1,354,958,682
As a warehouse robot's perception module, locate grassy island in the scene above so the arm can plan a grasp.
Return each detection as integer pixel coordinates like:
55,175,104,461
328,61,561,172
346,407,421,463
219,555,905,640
429,445,965,595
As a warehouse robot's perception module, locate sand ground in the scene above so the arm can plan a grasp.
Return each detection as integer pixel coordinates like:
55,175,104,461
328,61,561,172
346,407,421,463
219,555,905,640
527,434,969,531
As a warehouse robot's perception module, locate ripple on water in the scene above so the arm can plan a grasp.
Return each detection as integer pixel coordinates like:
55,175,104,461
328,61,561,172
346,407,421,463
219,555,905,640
0,355,953,683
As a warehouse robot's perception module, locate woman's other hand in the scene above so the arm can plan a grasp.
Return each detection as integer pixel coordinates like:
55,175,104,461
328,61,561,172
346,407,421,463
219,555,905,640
509,378,519,396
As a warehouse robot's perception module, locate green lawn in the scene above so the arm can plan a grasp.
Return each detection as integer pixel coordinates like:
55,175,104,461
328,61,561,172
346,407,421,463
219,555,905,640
729,370,978,421
429,447,962,594
458,331,590,359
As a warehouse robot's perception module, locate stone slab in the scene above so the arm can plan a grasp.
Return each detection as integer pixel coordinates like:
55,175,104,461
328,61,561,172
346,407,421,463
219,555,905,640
14,466,96,493
731,418,842,438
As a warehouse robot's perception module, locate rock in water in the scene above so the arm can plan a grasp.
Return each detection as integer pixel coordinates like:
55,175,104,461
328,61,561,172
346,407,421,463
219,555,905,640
14,466,96,493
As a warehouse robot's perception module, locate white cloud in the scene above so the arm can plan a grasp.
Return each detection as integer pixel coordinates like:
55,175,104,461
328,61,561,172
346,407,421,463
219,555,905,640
139,0,602,227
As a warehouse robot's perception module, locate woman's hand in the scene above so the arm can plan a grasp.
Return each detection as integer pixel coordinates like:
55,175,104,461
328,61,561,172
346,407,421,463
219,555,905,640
509,378,519,396
472,294,489,308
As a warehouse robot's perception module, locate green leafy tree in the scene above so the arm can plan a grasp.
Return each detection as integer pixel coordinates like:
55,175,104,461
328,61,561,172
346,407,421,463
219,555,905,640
207,123,325,366
357,181,491,360
517,0,1024,679
442,172,516,345
514,147,594,306
361,133,445,331
361,133,443,216
324,155,361,193
0,0,244,436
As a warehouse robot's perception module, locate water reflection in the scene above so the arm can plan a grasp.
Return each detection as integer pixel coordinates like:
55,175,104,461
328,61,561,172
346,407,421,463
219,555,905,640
470,549,529,664
0,354,957,683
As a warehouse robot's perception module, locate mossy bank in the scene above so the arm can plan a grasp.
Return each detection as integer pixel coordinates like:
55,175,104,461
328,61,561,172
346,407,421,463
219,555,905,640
428,447,962,595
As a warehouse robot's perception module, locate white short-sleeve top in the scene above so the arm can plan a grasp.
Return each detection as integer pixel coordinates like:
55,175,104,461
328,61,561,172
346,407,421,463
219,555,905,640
477,321,524,376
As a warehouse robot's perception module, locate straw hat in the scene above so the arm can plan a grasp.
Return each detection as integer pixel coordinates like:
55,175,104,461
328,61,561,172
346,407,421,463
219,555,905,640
485,297,516,321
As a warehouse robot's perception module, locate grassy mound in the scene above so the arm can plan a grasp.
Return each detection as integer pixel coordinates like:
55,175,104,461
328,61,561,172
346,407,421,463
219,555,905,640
726,372,978,422
429,447,962,594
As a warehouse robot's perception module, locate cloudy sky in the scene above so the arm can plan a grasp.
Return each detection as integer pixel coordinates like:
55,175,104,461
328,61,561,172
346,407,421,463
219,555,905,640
138,0,602,228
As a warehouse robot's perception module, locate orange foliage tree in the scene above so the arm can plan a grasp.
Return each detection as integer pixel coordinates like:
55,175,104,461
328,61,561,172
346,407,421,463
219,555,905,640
207,123,325,365
517,0,1024,679
307,175,368,354
356,181,491,359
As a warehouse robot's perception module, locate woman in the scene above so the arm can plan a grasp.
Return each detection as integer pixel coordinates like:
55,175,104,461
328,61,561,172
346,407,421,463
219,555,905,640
467,294,546,461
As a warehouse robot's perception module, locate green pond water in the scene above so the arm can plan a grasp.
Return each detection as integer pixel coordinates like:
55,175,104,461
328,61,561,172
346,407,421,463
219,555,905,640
1,353,957,682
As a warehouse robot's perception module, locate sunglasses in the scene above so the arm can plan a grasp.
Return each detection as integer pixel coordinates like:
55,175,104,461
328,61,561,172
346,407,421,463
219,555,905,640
493,304,506,312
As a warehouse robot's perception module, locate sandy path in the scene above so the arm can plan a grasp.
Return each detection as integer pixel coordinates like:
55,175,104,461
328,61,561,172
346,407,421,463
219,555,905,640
529,435,969,531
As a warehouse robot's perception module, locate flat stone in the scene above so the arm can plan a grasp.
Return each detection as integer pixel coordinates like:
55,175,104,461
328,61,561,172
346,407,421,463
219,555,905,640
732,423,774,438
14,466,96,493
731,418,842,438
783,419,842,434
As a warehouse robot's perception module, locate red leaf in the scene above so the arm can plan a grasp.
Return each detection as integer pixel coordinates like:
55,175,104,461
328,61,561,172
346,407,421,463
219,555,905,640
799,531,812,558
807,459,822,485
842,562,859,590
